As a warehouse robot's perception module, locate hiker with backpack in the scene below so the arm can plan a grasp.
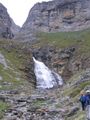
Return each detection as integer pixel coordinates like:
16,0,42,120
79,90,87,111
79,90,90,119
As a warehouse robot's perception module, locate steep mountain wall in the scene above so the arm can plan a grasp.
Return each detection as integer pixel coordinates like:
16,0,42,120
11,18,20,35
16,0,90,41
0,3,20,39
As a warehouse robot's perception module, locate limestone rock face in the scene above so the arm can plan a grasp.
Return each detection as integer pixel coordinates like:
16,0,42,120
16,0,90,41
11,18,20,35
0,3,20,39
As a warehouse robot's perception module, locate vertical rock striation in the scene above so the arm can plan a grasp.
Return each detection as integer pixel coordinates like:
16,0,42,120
16,0,90,41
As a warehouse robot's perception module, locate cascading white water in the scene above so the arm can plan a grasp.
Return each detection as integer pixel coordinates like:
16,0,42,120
33,57,63,89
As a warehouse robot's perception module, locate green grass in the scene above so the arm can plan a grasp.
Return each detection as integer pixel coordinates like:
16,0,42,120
63,80,90,99
66,110,86,120
32,99,47,107
37,32,78,47
0,39,34,92
0,101,9,119
0,61,23,91
0,39,35,118
36,29,90,57
55,103,62,108
69,81,90,98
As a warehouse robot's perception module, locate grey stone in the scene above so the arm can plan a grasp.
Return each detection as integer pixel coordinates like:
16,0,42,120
15,0,90,41
67,106,79,117
0,3,20,39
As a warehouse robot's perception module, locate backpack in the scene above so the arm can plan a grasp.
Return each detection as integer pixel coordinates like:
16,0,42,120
80,96,86,103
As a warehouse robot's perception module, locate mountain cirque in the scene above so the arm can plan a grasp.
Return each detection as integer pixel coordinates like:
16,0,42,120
0,1,90,119
16,0,90,41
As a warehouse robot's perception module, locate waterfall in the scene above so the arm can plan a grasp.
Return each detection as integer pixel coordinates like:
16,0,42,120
33,57,63,89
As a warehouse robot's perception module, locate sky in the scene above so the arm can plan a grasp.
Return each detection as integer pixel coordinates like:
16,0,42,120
0,0,50,27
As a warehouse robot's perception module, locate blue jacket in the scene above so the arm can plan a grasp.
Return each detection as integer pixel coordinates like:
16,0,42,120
86,94,90,105
80,95,87,103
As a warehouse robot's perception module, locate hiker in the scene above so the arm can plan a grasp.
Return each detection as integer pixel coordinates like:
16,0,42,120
85,90,90,120
86,90,90,106
79,91,87,111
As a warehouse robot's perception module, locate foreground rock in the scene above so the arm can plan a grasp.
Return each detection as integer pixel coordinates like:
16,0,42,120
2,87,80,120
3,90,63,120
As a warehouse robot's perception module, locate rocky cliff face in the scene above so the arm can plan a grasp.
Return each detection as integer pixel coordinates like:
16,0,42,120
16,0,90,41
11,18,20,35
0,3,20,39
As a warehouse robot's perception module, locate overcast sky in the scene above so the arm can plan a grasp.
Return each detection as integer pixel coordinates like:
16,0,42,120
0,0,50,27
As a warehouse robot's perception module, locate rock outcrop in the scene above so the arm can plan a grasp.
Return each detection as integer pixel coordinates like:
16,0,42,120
11,18,20,35
32,46,76,80
0,3,20,39
16,0,90,41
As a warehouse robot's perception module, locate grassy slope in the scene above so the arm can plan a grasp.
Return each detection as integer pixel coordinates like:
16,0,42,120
0,101,9,119
0,28,90,119
0,39,33,118
35,29,90,119
36,29,90,56
0,41,24,91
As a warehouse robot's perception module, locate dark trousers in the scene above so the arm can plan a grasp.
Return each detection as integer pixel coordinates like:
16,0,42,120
81,102,86,111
